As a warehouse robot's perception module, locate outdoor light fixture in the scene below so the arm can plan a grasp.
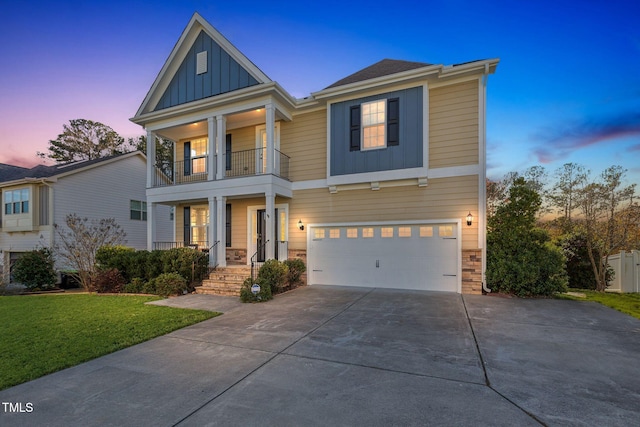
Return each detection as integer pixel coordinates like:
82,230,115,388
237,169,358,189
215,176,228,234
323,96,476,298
466,212,473,226
298,220,304,231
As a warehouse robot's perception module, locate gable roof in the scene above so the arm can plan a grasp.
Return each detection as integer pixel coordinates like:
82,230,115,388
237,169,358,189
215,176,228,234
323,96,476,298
0,152,144,185
325,59,432,89
0,164,29,182
134,12,271,117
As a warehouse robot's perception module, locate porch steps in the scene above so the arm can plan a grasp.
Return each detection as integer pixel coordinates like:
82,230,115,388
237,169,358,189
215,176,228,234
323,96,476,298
195,266,252,297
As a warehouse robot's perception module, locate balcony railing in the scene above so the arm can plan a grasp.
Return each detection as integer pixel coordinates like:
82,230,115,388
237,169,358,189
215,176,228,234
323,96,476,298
152,149,290,187
153,156,211,187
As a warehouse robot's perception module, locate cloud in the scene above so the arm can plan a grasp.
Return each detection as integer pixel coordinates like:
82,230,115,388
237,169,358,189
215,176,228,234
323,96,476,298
531,111,640,163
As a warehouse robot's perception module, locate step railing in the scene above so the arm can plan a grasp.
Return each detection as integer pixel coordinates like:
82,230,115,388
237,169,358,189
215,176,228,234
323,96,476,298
250,239,269,281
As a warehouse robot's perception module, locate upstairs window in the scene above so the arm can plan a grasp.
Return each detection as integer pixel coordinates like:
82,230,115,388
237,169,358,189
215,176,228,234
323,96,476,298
4,189,29,215
350,97,399,151
362,100,386,150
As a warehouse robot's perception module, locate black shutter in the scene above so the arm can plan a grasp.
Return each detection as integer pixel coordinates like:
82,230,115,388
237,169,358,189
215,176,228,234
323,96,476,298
183,142,191,176
183,206,191,245
387,98,399,146
350,105,361,151
225,134,232,171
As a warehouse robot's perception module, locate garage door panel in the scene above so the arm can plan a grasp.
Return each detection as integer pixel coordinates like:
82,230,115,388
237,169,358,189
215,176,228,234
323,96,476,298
308,223,460,292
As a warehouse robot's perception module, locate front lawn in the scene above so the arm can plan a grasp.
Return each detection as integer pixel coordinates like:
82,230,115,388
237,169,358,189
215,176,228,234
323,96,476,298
0,294,219,390
561,290,640,320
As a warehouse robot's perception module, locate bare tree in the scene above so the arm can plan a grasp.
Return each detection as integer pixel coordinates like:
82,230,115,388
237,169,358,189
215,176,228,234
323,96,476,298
549,163,589,231
54,214,127,290
577,166,639,291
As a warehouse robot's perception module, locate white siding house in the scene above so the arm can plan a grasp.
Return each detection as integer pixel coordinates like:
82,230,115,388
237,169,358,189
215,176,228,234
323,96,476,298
0,152,172,284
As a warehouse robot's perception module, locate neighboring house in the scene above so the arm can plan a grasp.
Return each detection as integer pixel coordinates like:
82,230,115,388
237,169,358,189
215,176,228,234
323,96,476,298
0,152,172,284
131,13,498,294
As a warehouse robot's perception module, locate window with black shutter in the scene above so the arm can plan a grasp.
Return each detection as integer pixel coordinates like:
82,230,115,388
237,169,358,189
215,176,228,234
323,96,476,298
225,203,232,247
350,105,361,151
387,98,399,146
183,206,191,245
183,142,191,176
225,134,232,171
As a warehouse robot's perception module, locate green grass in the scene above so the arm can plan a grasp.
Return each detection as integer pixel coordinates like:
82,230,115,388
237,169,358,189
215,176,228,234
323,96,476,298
560,290,640,320
0,294,219,390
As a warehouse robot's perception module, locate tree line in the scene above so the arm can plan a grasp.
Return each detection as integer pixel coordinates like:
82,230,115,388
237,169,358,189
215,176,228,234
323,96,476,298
487,163,640,294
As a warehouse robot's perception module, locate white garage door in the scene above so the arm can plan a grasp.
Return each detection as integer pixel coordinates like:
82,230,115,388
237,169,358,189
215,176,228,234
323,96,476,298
308,222,459,292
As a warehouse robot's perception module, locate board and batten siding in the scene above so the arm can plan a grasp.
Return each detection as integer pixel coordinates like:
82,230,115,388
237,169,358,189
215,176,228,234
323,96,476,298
53,155,171,250
155,31,259,111
288,175,479,251
281,109,327,182
429,80,479,168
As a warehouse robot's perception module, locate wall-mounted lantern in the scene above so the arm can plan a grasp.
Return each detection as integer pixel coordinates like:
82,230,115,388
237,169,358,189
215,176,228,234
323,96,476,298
466,212,473,226
298,219,305,231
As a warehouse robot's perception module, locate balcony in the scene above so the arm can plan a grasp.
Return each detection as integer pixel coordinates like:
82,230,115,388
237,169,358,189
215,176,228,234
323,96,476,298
152,149,290,188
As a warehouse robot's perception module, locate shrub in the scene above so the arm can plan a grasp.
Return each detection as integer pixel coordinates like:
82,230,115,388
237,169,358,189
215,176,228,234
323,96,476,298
153,273,189,297
258,259,289,294
283,259,306,289
142,280,156,295
122,278,146,294
240,277,272,303
487,178,568,297
92,268,126,293
160,248,209,283
11,248,57,290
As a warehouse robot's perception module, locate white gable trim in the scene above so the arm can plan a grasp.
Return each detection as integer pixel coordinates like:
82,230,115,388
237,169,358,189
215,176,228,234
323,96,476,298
134,12,272,118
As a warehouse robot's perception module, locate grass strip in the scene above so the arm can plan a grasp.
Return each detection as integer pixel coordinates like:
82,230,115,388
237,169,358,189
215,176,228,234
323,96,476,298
0,294,219,390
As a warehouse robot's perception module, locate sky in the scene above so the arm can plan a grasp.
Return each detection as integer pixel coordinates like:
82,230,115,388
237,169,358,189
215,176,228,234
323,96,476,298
1,0,639,187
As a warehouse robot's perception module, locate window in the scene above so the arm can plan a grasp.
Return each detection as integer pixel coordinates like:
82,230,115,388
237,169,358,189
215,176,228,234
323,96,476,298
362,228,374,238
314,228,325,239
362,100,386,150
130,200,147,221
420,226,433,237
347,228,358,238
191,206,209,247
349,97,399,151
184,138,208,175
439,225,454,237
4,189,29,215
330,228,340,239
398,227,411,237
381,227,394,238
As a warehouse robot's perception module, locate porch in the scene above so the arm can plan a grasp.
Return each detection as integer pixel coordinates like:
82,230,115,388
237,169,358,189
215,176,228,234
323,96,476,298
152,148,290,187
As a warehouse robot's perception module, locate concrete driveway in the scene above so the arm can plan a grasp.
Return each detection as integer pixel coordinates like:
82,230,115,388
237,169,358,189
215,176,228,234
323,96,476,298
1,286,638,426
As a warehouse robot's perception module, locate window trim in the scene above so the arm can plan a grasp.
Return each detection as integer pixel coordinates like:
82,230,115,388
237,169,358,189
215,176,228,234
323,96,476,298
360,99,387,151
4,188,30,215
130,199,147,221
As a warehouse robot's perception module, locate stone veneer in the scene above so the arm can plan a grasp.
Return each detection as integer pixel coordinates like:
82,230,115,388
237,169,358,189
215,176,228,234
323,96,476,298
226,248,247,265
462,249,483,294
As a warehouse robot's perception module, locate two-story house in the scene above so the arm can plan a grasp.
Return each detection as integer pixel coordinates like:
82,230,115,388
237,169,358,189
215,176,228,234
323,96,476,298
0,152,172,284
132,13,498,294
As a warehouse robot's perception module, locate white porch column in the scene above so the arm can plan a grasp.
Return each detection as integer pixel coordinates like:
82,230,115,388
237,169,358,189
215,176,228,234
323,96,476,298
265,192,275,260
146,130,156,188
216,116,226,181
208,196,216,267
265,103,275,175
147,201,156,251
207,117,217,181
215,195,227,267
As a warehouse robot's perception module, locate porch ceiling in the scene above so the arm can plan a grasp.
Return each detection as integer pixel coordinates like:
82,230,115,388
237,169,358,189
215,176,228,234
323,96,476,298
156,109,289,141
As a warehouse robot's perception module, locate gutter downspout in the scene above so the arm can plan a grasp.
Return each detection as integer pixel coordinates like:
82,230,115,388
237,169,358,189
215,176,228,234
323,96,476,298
480,64,491,294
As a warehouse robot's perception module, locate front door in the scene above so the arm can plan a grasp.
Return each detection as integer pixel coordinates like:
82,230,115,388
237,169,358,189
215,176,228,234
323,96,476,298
256,209,266,262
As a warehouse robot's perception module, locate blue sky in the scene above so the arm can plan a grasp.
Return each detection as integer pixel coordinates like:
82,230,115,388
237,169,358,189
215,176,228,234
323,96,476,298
1,0,638,186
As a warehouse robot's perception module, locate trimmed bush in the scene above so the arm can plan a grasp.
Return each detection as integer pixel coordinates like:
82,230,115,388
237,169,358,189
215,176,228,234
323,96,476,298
92,268,126,293
11,248,57,290
153,273,188,297
160,248,208,283
122,278,146,294
258,259,289,294
240,277,272,303
283,258,306,289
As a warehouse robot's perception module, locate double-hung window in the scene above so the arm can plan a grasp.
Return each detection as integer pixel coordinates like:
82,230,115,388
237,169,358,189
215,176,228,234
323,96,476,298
4,189,29,215
350,97,399,151
183,137,208,176
130,200,147,221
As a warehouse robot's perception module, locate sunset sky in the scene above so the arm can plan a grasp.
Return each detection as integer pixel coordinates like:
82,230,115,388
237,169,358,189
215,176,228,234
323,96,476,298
1,0,638,186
